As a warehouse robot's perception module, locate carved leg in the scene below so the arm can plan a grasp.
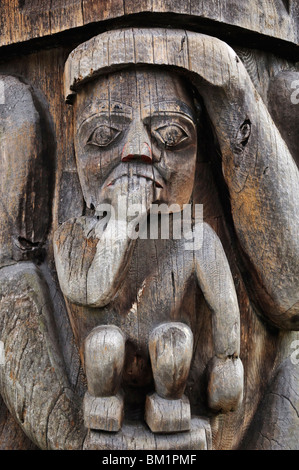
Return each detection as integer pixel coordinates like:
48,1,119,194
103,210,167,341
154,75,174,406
83,325,125,432
145,322,193,433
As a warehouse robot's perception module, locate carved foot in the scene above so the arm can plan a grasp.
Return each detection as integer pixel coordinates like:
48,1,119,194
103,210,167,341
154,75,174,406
145,322,193,433
207,356,244,412
83,392,124,432
84,325,125,432
145,392,191,433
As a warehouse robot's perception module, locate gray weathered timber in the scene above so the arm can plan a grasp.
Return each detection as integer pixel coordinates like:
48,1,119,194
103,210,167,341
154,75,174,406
268,70,299,167
207,357,244,412
64,28,299,331
84,325,125,396
145,393,191,433
0,75,51,268
0,262,86,449
241,330,299,450
0,4,298,449
84,417,212,450
145,323,193,433
55,61,245,446
83,325,125,431
83,392,124,432
148,323,193,399
0,1,298,48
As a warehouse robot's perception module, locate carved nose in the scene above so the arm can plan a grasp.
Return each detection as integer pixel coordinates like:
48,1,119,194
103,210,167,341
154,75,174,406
122,148,152,164
121,123,152,164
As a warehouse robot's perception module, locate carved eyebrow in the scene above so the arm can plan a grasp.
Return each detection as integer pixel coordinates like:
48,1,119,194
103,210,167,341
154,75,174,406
77,100,133,129
142,101,196,122
77,110,132,132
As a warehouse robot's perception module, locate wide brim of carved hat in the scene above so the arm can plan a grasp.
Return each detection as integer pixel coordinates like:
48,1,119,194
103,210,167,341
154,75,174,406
63,28,242,104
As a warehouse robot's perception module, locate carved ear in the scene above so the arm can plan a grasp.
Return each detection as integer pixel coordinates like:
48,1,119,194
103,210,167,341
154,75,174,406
0,75,53,266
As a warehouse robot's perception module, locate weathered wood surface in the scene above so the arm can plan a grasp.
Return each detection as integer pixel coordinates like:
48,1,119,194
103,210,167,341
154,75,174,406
145,393,191,433
54,63,245,448
0,58,87,448
207,357,243,412
268,70,299,167
149,323,193,400
0,396,38,450
240,330,299,450
65,28,299,330
0,74,52,268
84,417,212,450
83,391,124,432
83,325,125,431
60,28,299,449
0,262,86,449
64,28,299,332
145,323,192,433
0,0,298,49
0,11,298,450
84,325,125,396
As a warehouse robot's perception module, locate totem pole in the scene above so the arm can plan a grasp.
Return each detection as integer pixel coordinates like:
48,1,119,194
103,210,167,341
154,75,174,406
0,1,298,450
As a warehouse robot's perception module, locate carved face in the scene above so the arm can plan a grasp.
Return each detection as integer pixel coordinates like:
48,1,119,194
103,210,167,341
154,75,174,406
74,68,197,212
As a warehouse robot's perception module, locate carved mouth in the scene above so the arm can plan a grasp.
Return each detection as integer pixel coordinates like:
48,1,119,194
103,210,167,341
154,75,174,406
106,174,163,189
104,164,164,191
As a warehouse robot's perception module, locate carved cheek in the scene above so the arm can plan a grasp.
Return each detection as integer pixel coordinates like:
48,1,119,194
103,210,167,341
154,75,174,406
164,145,197,175
160,147,197,204
75,147,119,207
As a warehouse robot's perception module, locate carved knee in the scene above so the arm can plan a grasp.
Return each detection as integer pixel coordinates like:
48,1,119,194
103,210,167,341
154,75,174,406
145,322,193,433
83,325,125,432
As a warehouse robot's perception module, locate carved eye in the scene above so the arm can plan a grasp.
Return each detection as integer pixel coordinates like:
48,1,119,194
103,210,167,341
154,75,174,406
87,125,121,147
154,124,189,148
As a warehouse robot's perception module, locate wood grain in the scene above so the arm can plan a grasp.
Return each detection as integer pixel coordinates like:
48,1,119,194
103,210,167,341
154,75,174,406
84,325,125,397
0,262,86,449
0,11,298,449
83,391,124,432
0,0,297,48
0,74,52,267
145,393,191,433
84,417,212,450
268,70,299,167
64,28,299,331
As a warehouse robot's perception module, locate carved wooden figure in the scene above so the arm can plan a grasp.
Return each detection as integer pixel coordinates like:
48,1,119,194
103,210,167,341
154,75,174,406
0,8,298,451
54,65,244,448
